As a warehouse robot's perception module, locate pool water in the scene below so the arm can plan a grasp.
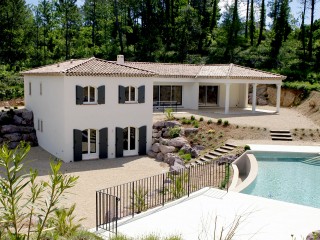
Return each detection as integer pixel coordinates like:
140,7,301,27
241,152,320,208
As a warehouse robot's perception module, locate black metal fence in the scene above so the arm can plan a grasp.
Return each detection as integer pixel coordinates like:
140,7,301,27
96,161,230,234
153,101,179,112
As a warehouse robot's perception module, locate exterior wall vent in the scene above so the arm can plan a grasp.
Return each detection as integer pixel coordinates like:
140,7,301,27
117,55,124,65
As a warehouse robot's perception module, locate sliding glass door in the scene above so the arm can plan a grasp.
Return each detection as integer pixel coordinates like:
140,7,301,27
153,85,182,106
199,86,218,106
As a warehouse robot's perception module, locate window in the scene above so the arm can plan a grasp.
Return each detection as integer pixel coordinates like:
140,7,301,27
125,86,136,102
29,82,31,95
40,82,42,95
83,86,96,103
153,85,182,106
123,127,136,150
82,129,97,154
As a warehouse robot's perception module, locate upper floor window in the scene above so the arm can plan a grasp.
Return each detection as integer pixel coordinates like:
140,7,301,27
84,86,96,103
119,85,145,104
76,85,105,105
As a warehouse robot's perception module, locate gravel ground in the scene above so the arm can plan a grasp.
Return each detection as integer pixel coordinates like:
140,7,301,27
17,106,320,229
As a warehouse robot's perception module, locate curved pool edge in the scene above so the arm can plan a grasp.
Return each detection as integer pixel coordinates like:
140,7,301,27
229,151,258,192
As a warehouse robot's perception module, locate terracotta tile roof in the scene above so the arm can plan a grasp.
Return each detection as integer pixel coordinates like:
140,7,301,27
121,62,202,78
22,57,286,80
22,58,155,77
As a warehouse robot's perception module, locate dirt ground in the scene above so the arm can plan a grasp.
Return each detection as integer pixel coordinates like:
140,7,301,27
296,91,320,126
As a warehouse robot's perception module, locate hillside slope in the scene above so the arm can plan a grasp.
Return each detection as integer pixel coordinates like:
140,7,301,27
296,91,320,127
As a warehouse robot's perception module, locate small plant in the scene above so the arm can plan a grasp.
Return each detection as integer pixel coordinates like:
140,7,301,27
217,119,222,125
207,119,213,124
190,115,195,121
181,119,192,125
207,129,215,134
14,106,18,109
132,186,148,213
169,126,181,138
178,149,185,156
199,117,204,121
236,125,239,128
181,153,191,162
220,164,230,189
264,128,267,131
193,122,199,128
223,120,229,126
169,172,188,199
244,145,251,150
310,133,314,137
165,108,175,120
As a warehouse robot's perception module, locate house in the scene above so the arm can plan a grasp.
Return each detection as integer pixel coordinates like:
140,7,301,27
22,56,286,162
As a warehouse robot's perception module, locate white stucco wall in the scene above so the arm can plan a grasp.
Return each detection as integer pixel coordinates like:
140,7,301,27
24,75,66,160
63,76,153,162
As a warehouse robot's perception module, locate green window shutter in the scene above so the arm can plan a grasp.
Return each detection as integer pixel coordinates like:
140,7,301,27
138,125,147,155
138,85,145,103
115,127,123,157
76,85,84,105
97,85,105,104
99,127,108,159
73,129,82,161
118,85,125,103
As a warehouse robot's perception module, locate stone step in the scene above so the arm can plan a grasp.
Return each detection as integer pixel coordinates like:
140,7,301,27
215,148,229,154
209,151,222,157
200,157,210,163
195,160,205,165
270,133,292,137
190,162,196,167
220,145,234,151
270,130,291,134
225,143,237,148
271,137,293,141
204,154,215,160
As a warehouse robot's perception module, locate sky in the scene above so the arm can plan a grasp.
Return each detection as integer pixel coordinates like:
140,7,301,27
25,0,319,27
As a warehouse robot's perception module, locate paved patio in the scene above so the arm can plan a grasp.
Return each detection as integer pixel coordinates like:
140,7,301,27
101,187,320,240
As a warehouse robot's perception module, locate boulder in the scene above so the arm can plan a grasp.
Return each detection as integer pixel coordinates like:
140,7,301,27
18,126,35,133
147,150,157,158
306,231,320,240
191,148,200,158
164,121,181,128
21,111,33,123
162,130,170,138
163,153,178,166
1,125,19,134
152,129,158,133
193,145,205,151
184,128,199,136
152,138,159,144
0,137,3,144
151,143,160,153
3,133,22,142
181,144,192,154
153,121,165,129
156,152,164,161
22,133,37,143
8,142,20,149
152,131,162,138
159,145,176,154
169,162,185,173
13,115,24,125
168,137,188,148
257,98,268,105
159,137,169,145
174,158,185,166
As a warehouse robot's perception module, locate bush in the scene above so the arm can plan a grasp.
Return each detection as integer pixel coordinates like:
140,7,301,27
193,122,199,128
199,117,204,121
178,149,185,155
223,120,229,126
181,119,192,125
169,126,181,138
207,119,213,124
165,108,175,120
244,145,251,150
217,119,222,125
207,129,215,134
190,115,195,121
181,153,191,162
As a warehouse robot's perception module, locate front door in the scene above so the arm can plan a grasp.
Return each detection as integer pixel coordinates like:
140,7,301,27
123,127,138,156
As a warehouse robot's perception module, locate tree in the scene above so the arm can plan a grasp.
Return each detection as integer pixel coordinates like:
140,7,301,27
257,0,265,45
308,0,315,59
249,0,255,46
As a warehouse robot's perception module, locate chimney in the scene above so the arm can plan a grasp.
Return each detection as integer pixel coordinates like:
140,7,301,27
117,55,124,65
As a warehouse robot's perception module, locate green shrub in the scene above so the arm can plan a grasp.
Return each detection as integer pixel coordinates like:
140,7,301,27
207,129,215,134
199,117,204,121
132,186,148,213
217,119,222,125
181,119,192,125
165,108,175,120
223,120,229,126
207,119,213,124
178,149,185,156
181,153,191,162
244,145,251,150
169,126,181,138
190,115,195,121
193,122,199,128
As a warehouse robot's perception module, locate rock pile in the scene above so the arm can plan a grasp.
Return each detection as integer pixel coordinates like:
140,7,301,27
0,109,38,149
148,120,203,172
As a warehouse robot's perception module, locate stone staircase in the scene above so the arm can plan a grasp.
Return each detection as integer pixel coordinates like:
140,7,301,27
186,143,237,167
270,130,293,141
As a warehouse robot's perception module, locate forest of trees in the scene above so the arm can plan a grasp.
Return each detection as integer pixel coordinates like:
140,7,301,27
0,0,319,86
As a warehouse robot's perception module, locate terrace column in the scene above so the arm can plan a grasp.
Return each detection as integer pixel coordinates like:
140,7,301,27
225,83,230,114
276,84,281,113
252,83,257,112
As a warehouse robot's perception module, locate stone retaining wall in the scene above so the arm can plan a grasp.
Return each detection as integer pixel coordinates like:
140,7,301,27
0,109,38,148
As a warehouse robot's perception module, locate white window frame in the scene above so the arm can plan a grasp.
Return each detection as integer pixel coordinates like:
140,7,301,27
82,128,99,160
83,86,97,104
125,86,137,103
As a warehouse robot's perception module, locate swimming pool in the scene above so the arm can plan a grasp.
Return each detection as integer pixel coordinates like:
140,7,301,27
241,151,320,208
